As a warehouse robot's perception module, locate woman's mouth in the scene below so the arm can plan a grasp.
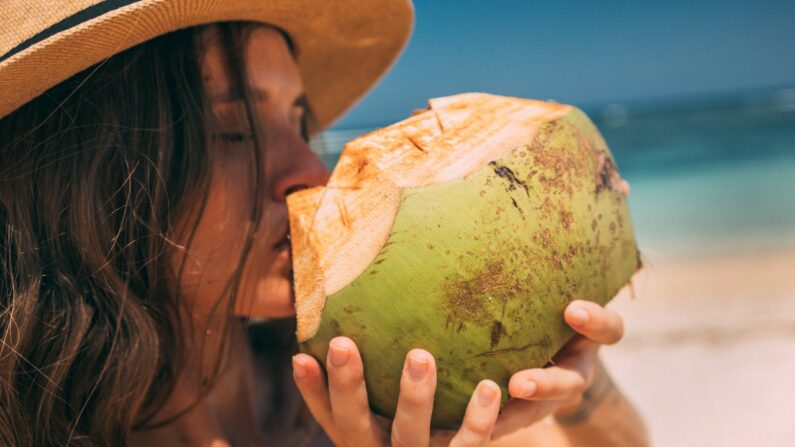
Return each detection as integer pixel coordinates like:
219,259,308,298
274,233,291,260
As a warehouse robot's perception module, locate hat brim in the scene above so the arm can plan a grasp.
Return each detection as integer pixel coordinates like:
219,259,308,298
0,0,413,127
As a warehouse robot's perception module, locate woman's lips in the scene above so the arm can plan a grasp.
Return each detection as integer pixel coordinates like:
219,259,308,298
274,233,291,260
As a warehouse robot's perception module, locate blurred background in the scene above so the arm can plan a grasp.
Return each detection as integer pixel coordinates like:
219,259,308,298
315,1,795,445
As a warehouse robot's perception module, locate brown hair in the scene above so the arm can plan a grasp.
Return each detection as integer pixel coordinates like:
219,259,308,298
0,22,310,446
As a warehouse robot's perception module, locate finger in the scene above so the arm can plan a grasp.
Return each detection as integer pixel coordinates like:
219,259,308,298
292,353,347,446
553,336,600,383
326,337,385,446
430,430,456,447
554,335,600,366
564,300,624,345
391,349,437,447
618,179,631,196
507,366,588,401
449,380,501,447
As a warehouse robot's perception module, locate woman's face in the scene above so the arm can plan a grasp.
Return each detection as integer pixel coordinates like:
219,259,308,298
173,25,328,319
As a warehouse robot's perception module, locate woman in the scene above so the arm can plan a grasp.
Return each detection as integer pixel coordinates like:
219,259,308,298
0,1,648,445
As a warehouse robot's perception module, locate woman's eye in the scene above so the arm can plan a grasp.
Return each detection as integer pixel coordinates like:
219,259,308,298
214,132,251,143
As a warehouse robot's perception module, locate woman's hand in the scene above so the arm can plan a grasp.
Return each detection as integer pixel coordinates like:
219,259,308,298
291,299,623,446
293,339,502,446
489,299,624,440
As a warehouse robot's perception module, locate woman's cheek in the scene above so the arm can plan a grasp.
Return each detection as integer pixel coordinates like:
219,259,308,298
171,160,255,313
232,249,295,317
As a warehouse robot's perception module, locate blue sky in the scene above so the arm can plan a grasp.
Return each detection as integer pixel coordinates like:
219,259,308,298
334,0,795,128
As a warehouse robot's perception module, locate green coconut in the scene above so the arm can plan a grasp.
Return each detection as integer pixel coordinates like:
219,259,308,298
287,93,639,429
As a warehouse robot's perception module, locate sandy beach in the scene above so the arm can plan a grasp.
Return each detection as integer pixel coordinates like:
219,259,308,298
601,248,795,447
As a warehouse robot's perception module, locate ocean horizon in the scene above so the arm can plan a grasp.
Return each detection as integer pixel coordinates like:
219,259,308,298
314,87,795,259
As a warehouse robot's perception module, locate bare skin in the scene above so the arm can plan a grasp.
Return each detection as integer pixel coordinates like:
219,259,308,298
293,301,646,447
130,23,647,447
130,25,328,446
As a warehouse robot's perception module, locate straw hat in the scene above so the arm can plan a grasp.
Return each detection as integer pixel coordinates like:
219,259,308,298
0,0,414,126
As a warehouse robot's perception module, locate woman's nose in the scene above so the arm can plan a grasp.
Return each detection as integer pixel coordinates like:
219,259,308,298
269,132,330,201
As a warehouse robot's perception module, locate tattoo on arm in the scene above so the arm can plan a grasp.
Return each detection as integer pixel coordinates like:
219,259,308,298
554,368,615,425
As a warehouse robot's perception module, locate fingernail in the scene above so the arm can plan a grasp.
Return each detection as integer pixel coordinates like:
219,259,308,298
292,356,307,379
328,340,349,367
521,380,537,398
407,351,429,381
569,306,590,326
477,381,499,407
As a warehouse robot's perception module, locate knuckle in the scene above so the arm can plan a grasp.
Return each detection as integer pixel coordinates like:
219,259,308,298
390,429,416,447
333,413,371,434
348,366,366,384
571,375,588,394
464,417,494,437
330,367,364,391
532,375,552,395
399,385,433,408
590,314,608,332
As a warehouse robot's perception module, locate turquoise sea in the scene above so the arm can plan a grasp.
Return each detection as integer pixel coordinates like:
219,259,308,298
317,88,795,259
